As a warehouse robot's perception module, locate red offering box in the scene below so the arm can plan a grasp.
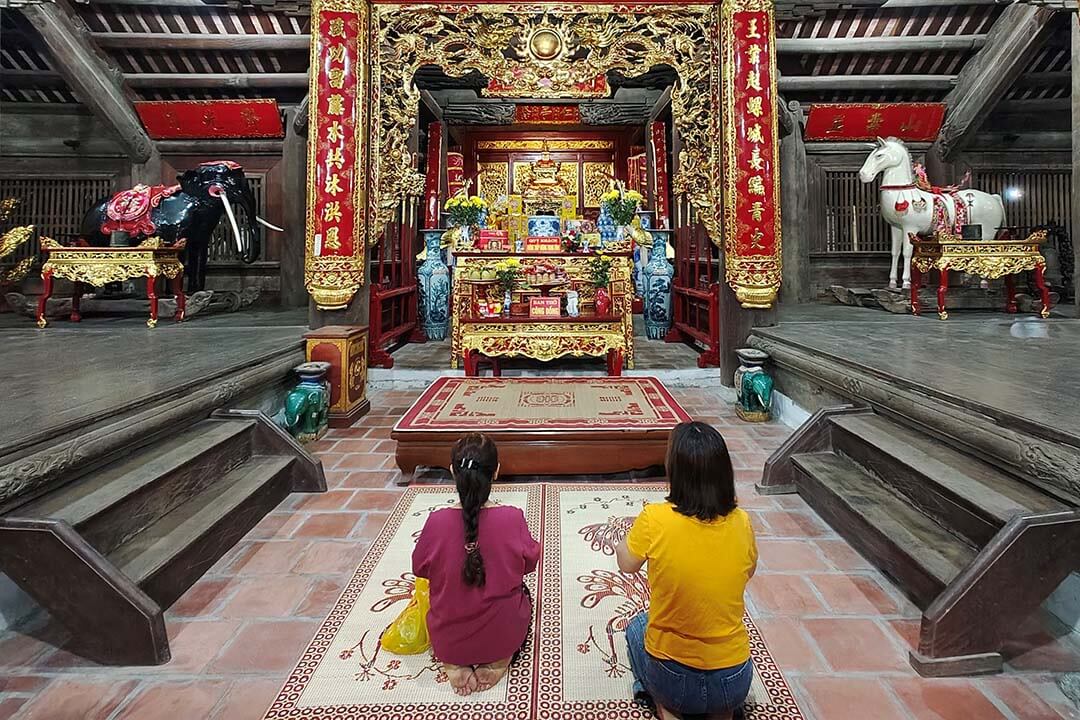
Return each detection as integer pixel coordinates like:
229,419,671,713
478,230,508,240
525,236,564,254
529,296,561,318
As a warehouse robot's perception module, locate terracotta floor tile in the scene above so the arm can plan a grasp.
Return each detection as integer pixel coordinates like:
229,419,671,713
17,679,137,720
815,538,874,571
246,511,307,540
799,677,909,720
755,509,830,539
363,427,394,440
210,678,286,720
218,575,313,619
803,618,910,672
208,620,320,674
754,617,827,672
0,697,28,719
0,632,51,669
347,489,406,511
294,512,363,538
756,539,831,572
292,540,367,575
890,678,1008,720
334,439,380,453
747,574,826,616
351,512,391,541
337,470,401,489
334,451,395,472
0,675,49,693
165,620,242,673
807,574,899,615
293,489,357,512
114,680,230,720
227,540,310,575
293,576,349,618
168,577,233,618
983,677,1069,720
885,618,922,652
374,439,398,454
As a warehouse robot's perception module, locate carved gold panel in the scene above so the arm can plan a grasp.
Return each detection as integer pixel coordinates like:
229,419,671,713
583,162,614,207
478,161,510,205
477,139,614,151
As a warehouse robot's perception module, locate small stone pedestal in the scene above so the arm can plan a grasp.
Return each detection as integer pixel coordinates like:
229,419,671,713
304,325,371,428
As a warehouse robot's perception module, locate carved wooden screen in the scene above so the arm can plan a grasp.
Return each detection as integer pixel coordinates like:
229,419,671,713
667,173,721,368
814,169,891,254
972,168,1071,239
0,176,114,252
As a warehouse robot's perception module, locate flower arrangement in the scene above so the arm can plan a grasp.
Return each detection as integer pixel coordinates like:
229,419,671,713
444,194,488,228
562,227,581,253
600,184,644,227
589,254,612,289
493,257,521,293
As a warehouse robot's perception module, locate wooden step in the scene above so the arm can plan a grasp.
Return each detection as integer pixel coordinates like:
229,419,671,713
830,413,1065,547
792,451,977,609
107,455,294,609
19,419,257,555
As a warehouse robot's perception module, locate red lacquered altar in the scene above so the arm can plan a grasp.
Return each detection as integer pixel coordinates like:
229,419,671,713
451,251,634,375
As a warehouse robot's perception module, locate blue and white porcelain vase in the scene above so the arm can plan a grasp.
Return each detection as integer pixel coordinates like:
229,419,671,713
642,229,674,340
631,212,654,299
637,211,655,230
418,229,450,341
598,205,616,248
527,215,561,238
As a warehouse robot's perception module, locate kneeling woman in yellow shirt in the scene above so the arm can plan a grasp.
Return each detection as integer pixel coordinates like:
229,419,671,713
616,421,758,720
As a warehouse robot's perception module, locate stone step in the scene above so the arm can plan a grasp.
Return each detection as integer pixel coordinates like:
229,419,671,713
792,451,977,609
831,413,1065,546
108,455,295,609
18,419,257,556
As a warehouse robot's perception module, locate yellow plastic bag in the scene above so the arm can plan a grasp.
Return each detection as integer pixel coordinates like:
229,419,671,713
381,577,431,654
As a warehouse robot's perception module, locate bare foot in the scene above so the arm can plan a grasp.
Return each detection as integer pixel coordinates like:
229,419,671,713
657,706,683,720
474,657,512,691
443,663,477,697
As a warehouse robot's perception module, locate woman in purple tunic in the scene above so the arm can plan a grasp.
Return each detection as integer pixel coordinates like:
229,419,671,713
412,433,541,696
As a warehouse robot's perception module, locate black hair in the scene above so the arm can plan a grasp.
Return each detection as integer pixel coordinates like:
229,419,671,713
665,421,737,521
450,433,498,587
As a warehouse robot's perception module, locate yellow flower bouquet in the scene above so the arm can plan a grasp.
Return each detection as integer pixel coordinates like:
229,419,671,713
600,184,644,226
444,194,488,228
493,257,521,292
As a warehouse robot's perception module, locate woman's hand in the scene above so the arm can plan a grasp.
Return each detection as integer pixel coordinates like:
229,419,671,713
616,537,646,574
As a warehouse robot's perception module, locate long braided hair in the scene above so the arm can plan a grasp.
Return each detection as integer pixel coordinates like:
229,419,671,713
451,433,498,587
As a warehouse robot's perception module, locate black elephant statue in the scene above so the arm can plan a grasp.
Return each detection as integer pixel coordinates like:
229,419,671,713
79,160,282,292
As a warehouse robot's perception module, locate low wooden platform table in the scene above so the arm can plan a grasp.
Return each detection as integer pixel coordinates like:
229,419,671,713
392,376,692,476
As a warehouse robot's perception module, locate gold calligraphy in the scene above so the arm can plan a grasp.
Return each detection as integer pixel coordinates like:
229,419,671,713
328,18,345,38
324,173,343,196
749,147,764,171
327,95,344,116
326,121,344,143
745,71,761,92
747,96,763,118
749,229,765,250
746,17,761,39
866,112,884,134
324,226,341,251
328,44,346,63
746,44,763,67
750,201,765,222
323,201,343,223
748,176,765,196
747,123,765,145
328,67,346,90
327,146,345,170
825,115,845,136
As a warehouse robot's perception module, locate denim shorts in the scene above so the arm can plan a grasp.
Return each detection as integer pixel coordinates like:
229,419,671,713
625,611,753,716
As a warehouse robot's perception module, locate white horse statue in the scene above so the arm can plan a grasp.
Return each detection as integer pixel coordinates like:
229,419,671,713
858,137,1005,289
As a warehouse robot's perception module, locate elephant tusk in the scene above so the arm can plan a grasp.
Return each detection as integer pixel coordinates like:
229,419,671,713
218,191,245,254
256,216,284,232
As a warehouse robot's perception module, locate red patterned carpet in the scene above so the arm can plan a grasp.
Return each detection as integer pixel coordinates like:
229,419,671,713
263,485,804,720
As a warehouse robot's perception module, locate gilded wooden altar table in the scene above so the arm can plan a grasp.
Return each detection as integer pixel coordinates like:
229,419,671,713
909,231,1052,320
37,238,186,328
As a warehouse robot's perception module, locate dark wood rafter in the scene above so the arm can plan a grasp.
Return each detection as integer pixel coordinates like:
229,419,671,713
779,75,957,91
124,73,309,89
777,35,987,53
92,32,311,51
17,0,155,162
932,3,1061,161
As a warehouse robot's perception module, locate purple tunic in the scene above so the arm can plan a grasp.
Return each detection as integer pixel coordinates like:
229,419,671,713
411,505,540,665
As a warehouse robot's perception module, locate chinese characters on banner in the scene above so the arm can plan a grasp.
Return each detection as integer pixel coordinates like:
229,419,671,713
721,1,782,309
305,2,366,310
648,121,670,227
804,103,946,142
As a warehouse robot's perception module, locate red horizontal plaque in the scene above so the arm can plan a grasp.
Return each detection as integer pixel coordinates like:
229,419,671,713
514,105,581,124
805,103,946,142
135,99,283,139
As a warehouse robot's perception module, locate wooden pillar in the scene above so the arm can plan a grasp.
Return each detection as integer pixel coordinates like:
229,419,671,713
281,107,308,307
779,100,810,305
1073,13,1080,317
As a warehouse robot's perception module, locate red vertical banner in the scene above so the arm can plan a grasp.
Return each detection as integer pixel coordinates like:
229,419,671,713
305,0,368,310
423,121,444,229
721,0,782,309
446,152,465,198
649,121,670,228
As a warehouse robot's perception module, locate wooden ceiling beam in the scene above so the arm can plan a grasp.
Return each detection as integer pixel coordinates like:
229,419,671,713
18,0,154,162
778,74,957,91
778,35,987,54
932,3,1060,160
93,32,311,51
124,72,309,88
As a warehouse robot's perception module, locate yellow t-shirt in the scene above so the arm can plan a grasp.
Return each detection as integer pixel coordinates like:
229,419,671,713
626,501,757,670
